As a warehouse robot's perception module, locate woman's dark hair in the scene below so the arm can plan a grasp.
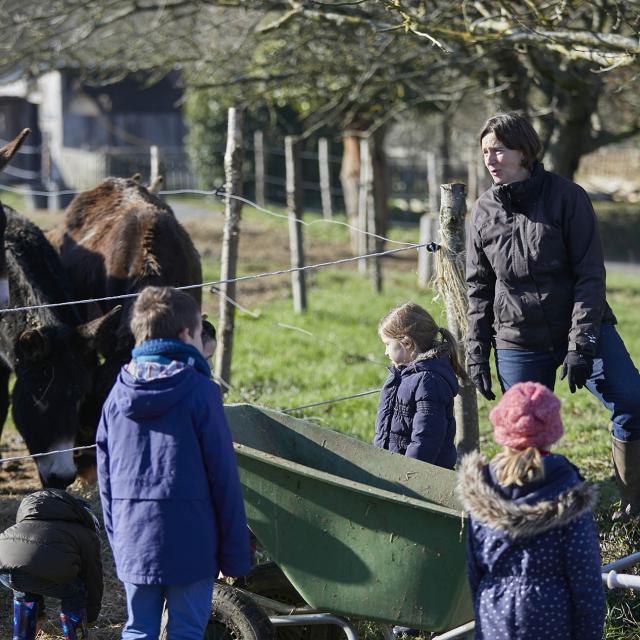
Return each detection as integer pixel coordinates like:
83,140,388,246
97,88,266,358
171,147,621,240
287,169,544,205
480,112,543,170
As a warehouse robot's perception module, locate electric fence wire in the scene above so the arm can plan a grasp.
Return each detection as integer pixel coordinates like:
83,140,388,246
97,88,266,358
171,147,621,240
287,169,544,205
0,185,439,465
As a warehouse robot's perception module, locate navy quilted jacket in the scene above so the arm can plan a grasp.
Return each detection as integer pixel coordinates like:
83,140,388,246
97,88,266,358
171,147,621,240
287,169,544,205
373,353,458,469
458,451,604,640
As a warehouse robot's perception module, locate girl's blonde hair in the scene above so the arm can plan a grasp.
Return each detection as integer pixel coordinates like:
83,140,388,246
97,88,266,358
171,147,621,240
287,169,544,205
378,302,468,380
492,447,545,486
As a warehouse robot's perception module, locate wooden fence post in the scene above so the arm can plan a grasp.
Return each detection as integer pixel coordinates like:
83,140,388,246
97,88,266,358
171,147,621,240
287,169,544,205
150,145,160,184
367,135,382,292
254,130,266,207
318,137,333,220
285,135,307,313
214,107,244,390
357,136,371,275
417,213,435,288
438,183,479,455
466,148,478,204
427,151,439,214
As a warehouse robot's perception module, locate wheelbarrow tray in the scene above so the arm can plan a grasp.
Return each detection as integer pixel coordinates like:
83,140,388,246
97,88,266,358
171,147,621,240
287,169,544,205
225,404,473,632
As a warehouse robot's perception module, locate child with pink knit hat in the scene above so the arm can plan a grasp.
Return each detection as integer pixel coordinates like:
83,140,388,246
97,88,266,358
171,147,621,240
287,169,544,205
457,382,604,640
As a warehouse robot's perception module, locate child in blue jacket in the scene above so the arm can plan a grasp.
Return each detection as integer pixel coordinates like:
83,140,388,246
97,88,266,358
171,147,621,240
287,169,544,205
96,286,250,639
457,382,604,640
374,302,467,470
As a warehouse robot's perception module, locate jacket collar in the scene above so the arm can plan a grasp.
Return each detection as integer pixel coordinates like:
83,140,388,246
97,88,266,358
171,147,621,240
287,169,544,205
388,342,451,375
493,161,545,205
456,451,597,539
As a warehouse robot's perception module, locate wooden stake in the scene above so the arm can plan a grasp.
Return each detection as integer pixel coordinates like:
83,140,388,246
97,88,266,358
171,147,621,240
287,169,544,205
150,145,160,185
439,183,479,455
417,213,435,288
254,130,266,207
214,107,244,390
285,136,307,313
367,136,382,292
357,137,370,275
427,151,439,215
318,137,333,220
466,148,478,204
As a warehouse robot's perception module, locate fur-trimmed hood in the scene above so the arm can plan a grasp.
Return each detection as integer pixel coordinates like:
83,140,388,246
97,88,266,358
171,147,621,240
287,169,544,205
457,451,598,539
391,344,458,395
413,342,451,363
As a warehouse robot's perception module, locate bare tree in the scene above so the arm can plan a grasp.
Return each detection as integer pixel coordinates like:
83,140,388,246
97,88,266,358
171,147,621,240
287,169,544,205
2,0,639,180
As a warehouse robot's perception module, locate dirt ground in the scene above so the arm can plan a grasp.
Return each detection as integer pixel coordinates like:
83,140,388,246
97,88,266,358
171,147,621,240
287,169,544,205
0,205,420,637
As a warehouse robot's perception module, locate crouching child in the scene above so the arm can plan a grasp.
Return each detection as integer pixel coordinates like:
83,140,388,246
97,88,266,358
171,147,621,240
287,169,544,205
0,489,103,640
97,286,251,639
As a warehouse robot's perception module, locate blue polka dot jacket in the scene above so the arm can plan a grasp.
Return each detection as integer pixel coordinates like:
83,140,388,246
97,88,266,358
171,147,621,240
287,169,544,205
457,451,604,640
373,344,458,469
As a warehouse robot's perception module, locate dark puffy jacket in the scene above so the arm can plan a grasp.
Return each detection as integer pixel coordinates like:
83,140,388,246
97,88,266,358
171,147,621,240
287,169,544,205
466,162,616,365
457,451,604,640
373,348,458,469
0,490,103,623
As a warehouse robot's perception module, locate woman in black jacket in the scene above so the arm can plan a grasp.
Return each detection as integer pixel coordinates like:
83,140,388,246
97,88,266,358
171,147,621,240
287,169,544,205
466,111,640,519
0,489,103,640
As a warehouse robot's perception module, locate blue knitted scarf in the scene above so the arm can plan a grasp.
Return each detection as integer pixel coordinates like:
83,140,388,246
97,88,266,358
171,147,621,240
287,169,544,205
131,338,211,378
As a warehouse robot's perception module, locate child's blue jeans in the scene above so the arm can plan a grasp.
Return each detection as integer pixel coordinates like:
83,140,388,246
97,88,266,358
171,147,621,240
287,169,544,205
122,577,214,639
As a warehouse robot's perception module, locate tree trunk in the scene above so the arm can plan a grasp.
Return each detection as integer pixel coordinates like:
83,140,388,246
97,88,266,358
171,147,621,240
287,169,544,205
541,80,602,179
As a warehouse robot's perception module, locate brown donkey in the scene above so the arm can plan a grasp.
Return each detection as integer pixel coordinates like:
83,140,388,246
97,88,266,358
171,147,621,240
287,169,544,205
47,175,202,472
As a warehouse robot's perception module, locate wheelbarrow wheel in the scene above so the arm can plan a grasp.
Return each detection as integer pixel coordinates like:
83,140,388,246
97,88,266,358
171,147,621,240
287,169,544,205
159,582,274,640
234,562,340,640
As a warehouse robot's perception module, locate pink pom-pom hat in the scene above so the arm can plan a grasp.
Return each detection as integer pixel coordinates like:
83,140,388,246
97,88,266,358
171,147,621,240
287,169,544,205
490,381,563,451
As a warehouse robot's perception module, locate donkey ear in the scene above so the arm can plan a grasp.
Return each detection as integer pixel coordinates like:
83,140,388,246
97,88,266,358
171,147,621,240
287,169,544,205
18,328,51,362
74,305,123,355
0,129,30,173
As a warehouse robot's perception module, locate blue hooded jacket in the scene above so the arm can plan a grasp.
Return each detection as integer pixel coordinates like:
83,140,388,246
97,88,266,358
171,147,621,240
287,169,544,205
373,348,458,469
457,451,604,640
96,365,251,585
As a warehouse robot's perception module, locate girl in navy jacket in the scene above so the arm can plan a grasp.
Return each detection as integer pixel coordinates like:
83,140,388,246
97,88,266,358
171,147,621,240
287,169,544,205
457,382,605,640
374,302,467,469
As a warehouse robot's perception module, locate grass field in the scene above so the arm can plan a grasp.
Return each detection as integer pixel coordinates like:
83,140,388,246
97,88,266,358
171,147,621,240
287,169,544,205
1,190,640,638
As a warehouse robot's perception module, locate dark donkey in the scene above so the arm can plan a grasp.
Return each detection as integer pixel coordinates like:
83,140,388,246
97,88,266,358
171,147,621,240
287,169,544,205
0,130,121,487
47,175,202,469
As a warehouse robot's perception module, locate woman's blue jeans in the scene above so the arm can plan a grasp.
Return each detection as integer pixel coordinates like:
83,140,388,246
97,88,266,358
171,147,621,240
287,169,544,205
495,323,640,442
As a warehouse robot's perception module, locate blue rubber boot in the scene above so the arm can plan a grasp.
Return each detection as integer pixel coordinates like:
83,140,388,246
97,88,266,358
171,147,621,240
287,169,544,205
12,598,38,640
59,609,88,640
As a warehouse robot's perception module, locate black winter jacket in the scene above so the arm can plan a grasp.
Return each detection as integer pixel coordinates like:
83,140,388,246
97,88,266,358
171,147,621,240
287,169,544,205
466,163,616,365
0,490,103,623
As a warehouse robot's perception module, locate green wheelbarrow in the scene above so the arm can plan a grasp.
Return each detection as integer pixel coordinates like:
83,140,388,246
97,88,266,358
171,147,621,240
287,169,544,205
218,404,474,640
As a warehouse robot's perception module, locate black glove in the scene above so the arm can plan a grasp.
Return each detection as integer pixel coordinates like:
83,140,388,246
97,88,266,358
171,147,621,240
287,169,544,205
559,350,593,393
469,362,496,401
